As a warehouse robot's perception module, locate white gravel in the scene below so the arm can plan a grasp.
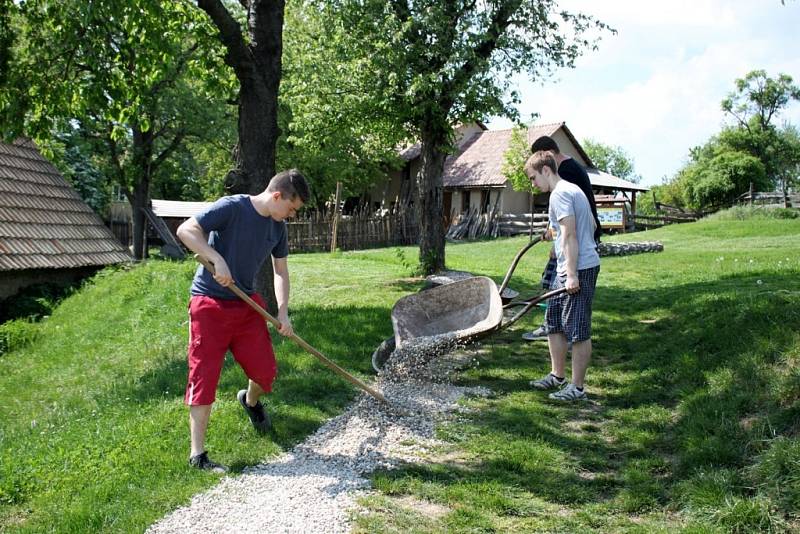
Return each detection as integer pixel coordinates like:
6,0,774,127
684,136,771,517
147,334,489,534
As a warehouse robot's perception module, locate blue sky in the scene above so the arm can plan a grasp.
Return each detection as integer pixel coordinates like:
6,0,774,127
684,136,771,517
488,0,800,186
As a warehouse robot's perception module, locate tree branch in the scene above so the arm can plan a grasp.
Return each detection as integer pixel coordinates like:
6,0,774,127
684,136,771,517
445,0,521,102
152,130,186,171
196,0,253,74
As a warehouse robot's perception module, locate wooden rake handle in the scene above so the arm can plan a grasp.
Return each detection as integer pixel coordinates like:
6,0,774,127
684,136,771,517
194,255,388,404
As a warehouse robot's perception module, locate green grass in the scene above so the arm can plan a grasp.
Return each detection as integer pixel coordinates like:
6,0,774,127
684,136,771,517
2,216,800,532
354,217,800,533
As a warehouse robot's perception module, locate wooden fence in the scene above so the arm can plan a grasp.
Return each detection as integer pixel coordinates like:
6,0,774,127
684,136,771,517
286,205,418,252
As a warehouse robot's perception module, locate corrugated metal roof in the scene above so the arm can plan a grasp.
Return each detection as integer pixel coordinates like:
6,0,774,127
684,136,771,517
151,199,213,218
586,168,650,192
0,138,132,271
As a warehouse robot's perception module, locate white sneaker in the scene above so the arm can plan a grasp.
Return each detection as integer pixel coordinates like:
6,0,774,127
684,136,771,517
530,373,565,390
548,383,587,402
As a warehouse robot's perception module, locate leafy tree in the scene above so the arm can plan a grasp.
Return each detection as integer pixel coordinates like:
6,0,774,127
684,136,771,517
1,0,232,259
582,138,641,183
720,70,800,187
722,70,800,132
774,125,800,202
278,2,409,206
315,0,611,274
502,125,537,193
680,148,766,209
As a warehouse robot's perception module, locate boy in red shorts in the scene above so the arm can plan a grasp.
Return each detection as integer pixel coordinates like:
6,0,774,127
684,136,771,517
176,169,310,471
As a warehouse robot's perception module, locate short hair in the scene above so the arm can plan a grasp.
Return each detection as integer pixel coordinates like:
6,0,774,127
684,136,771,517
524,151,557,175
267,169,310,203
530,135,560,154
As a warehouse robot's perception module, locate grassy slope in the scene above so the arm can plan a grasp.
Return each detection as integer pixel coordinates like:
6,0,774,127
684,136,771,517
1,217,798,532
356,219,800,533
0,253,413,532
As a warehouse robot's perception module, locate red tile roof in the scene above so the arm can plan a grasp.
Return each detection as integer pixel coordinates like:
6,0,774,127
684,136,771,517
0,138,131,271
443,122,565,187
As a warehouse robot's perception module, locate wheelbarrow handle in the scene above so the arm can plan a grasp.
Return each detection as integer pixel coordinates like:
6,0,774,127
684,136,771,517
194,255,388,404
497,235,543,297
499,286,568,331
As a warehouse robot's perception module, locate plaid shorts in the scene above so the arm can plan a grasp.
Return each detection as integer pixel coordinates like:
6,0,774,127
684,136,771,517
545,265,600,343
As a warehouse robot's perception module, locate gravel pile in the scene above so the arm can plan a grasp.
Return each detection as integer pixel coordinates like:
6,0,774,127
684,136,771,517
147,333,488,534
598,241,663,256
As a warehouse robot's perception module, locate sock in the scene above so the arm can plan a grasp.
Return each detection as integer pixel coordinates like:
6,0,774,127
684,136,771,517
551,374,564,381
575,385,584,391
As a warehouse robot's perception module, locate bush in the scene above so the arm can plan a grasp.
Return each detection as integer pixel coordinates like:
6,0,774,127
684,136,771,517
0,281,78,322
706,206,800,221
0,318,40,357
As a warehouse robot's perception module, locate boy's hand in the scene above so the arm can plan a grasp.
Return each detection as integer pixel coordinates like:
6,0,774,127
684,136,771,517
565,274,580,294
277,313,294,337
211,260,234,287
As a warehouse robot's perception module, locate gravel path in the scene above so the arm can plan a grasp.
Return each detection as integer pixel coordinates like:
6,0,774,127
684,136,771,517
147,335,487,534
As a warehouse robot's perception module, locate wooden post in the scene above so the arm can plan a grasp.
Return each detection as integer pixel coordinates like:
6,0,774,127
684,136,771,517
330,181,342,253
749,182,754,206
631,191,637,231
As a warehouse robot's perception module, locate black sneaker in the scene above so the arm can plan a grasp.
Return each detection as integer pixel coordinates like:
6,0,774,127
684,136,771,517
189,452,227,473
237,389,271,433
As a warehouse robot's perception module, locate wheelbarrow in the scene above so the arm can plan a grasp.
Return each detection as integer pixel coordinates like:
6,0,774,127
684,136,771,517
373,236,567,371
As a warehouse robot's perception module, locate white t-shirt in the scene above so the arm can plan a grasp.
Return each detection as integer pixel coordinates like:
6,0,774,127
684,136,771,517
549,180,601,275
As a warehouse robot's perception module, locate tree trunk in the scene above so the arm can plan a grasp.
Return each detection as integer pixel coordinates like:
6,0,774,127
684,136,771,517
416,127,449,275
130,128,153,260
197,0,286,313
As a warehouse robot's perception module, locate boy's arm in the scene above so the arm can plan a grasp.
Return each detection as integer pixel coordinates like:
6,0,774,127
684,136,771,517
176,217,233,287
272,256,293,337
559,215,580,294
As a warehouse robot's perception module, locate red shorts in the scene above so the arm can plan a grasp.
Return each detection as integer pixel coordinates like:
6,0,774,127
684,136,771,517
185,294,277,406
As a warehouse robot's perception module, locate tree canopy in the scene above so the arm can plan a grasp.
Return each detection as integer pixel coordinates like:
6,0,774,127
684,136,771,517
582,138,641,183
660,70,800,211
312,0,612,273
1,0,233,258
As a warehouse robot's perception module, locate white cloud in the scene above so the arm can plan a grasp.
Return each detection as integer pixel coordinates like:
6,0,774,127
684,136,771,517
490,1,800,185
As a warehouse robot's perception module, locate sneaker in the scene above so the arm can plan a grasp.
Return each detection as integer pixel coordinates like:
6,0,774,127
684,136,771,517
237,389,271,433
548,383,588,402
530,373,565,390
189,452,228,473
522,325,548,341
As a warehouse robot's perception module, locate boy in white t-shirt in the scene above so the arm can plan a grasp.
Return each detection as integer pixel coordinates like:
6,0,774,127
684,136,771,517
524,151,600,401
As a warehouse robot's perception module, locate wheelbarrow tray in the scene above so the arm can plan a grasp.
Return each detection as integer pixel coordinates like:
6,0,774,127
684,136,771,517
391,276,503,348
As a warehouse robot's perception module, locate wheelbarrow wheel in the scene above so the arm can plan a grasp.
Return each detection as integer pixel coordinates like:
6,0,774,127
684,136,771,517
371,336,396,373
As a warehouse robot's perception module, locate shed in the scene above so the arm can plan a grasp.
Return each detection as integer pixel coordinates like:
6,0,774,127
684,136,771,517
0,138,131,299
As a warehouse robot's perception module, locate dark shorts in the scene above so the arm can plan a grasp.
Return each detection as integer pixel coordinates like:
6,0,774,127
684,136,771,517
185,294,277,406
541,257,557,290
545,265,600,343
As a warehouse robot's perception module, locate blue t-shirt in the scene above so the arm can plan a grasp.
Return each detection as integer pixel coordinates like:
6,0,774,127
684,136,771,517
549,180,601,275
190,195,289,299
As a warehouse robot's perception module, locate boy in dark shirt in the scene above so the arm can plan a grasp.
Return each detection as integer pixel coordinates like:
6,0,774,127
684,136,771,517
176,169,310,472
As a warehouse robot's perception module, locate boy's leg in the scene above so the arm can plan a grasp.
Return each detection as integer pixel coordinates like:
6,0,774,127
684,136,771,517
186,296,231,459
190,405,213,457
560,266,599,389
547,332,569,378
571,339,592,388
230,294,277,431
246,379,265,406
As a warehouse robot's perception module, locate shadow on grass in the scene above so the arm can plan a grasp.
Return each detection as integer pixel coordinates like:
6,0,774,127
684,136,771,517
370,269,800,519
